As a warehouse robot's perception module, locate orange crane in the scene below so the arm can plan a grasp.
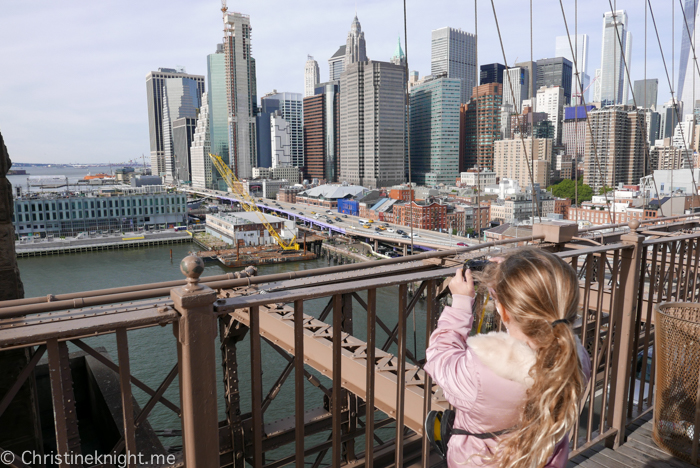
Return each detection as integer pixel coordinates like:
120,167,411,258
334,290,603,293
208,153,299,250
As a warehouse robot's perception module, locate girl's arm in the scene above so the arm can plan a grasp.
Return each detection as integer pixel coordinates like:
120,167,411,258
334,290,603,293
423,271,480,410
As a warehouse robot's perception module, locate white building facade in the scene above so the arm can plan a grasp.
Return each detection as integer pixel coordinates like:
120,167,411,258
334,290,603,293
304,55,320,97
270,111,291,168
191,92,213,189
536,86,565,145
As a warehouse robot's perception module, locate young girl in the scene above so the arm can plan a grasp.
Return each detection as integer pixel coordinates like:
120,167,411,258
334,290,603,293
424,248,591,468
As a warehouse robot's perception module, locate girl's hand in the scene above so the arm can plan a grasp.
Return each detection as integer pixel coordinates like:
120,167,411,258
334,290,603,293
450,267,475,297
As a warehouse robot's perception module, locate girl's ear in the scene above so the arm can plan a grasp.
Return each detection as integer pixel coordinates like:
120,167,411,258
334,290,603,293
496,302,509,325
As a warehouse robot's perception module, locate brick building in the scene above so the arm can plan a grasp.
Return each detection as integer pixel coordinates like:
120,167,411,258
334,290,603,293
393,201,447,230
462,83,503,172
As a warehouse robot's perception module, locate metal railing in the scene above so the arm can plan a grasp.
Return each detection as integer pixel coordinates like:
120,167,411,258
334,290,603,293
0,218,699,467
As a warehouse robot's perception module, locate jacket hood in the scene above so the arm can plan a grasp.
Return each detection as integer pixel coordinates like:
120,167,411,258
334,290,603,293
467,331,537,387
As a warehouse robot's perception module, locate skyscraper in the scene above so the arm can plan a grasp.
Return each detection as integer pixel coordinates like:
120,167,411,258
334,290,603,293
339,61,405,188
303,93,326,181
191,92,212,189
515,61,538,100
161,77,201,183
678,0,698,106
562,105,594,163
480,63,505,85
409,76,461,185
328,46,346,81
503,67,529,113
660,99,682,140
431,27,477,103
259,92,304,169
146,68,204,177
303,82,340,182
595,11,632,106
172,117,198,183
207,44,229,190
463,83,503,171
304,55,320,98
630,79,658,109
536,57,573,105
680,4,700,114
536,86,565,145
223,11,258,178
555,34,590,104
584,105,647,191
344,16,367,67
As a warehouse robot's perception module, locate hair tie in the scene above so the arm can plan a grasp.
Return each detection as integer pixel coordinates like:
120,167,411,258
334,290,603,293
551,319,570,327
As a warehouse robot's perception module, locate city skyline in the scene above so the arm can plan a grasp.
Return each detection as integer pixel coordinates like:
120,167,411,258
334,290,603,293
0,0,689,164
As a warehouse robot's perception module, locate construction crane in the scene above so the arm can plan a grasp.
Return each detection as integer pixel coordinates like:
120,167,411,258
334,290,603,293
208,153,299,250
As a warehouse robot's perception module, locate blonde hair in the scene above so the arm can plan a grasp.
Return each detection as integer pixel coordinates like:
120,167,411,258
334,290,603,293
475,247,586,468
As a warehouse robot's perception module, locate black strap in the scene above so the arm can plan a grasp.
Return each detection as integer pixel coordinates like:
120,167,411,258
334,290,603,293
450,427,510,440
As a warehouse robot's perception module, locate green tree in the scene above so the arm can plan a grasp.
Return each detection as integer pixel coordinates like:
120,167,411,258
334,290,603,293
547,178,593,203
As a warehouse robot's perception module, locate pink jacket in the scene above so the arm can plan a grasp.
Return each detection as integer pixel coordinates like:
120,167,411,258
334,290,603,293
424,295,591,468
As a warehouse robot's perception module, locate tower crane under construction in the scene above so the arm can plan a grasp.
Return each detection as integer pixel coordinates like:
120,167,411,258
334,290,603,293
208,153,299,251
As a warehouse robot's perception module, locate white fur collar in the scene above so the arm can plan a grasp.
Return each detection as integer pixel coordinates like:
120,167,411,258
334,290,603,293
467,331,537,387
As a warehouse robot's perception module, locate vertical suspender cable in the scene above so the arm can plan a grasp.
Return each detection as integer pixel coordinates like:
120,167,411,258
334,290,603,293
404,0,414,256
574,0,579,218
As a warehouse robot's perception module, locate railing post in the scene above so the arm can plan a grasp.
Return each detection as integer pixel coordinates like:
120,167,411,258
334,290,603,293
606,221,644,449
171,255,219,466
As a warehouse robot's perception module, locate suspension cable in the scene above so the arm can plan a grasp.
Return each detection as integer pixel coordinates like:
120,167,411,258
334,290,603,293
403,0,414,255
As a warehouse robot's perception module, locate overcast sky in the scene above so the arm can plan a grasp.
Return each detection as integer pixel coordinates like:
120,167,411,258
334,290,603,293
0,0,687,164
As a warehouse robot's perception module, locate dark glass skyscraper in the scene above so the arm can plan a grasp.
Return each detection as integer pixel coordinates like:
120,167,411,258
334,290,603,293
536,57,573,104
480,63,505,85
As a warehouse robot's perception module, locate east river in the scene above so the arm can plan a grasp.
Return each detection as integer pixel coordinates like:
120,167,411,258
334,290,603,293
17,242,430,460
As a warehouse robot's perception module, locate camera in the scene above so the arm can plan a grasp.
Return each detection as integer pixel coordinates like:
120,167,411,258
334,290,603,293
463,258,490,273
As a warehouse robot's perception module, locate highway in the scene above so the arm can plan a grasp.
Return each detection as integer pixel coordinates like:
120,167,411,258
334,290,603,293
181,187,479,250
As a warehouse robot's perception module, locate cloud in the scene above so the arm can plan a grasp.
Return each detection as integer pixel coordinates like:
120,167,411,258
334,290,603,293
0,0,685,164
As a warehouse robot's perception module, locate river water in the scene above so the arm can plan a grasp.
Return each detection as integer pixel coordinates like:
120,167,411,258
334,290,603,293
17,243,430,459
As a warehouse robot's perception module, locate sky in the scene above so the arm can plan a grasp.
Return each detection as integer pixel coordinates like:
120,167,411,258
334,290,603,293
0,0,689,164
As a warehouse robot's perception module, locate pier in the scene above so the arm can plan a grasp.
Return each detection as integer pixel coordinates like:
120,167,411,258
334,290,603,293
15,231,193,257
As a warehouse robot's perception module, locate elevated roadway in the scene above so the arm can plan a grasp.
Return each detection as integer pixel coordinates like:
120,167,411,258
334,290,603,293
180,187,478,252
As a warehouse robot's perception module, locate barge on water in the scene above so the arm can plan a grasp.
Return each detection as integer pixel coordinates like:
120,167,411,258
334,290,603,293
196,243,319,268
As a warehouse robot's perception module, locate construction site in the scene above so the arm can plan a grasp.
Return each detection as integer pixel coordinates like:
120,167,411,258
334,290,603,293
187,154,323,268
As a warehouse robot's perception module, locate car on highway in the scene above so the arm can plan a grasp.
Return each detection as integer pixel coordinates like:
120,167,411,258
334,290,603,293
291,207,296,210
378,226,386,231
397,230,405,235
327,220,334,224
311,211,316,215
412,234,420,238
401,234,410,239
363,224,372,229
387,228,394,233
457,242,466,246
335,217,342,221
326,210,333,214
342,215,348,218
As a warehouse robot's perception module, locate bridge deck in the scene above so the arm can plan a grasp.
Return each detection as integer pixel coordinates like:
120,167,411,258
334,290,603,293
568,412,694,468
